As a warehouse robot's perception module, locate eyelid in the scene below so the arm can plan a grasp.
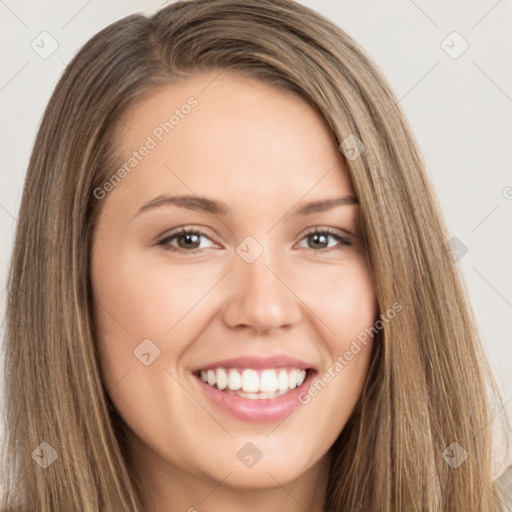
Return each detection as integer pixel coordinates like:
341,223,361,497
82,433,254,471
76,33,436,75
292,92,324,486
296,225,353,240
158,225,215,241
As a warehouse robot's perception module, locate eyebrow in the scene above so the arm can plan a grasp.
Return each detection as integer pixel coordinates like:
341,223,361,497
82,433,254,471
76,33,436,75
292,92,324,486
135,194,359,217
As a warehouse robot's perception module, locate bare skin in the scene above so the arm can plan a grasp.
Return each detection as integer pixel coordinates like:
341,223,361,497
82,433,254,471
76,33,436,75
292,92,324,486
90,70,378,512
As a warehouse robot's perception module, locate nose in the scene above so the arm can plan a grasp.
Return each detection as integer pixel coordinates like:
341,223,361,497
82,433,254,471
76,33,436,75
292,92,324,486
221,246,302,335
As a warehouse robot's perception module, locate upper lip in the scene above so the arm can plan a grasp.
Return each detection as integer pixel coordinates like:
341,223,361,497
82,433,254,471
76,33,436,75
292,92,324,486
193,355,315,372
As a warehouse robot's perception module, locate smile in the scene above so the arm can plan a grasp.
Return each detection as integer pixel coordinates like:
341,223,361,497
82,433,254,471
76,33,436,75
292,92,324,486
197,367,308,400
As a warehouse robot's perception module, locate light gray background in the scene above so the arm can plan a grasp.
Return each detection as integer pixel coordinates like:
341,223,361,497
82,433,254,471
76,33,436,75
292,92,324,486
1,0,511,474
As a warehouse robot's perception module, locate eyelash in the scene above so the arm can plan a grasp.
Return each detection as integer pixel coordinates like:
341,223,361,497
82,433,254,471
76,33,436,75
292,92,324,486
157,227,352,254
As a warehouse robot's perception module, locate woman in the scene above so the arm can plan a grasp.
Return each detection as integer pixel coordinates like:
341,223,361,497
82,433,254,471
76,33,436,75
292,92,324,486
1,0,510,510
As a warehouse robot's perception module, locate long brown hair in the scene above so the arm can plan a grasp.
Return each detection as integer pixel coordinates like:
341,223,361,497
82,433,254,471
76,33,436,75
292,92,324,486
2,0,510,510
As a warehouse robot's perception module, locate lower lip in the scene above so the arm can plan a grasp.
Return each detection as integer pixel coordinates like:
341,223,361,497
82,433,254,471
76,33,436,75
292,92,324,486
193,370,316,422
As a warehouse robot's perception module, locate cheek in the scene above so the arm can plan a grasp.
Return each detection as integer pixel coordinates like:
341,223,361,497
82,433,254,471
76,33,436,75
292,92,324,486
90,247,218,379
294,258,377,413
296,255,378,346
332,271,377,344
90,247,216,457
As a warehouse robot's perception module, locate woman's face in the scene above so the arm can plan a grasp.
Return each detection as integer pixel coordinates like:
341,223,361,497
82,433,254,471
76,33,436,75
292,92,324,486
91,71,377,496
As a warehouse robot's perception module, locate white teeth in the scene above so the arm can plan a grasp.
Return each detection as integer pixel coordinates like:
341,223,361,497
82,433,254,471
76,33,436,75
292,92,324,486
242,369,260,392
228,369,242,390
216,368,228,390
260,369,278,392
288,370,298,389
277,370,289,391
199,367,308,396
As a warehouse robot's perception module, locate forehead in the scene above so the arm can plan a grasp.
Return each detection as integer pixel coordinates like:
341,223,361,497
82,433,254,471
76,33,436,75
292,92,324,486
99,70,355,221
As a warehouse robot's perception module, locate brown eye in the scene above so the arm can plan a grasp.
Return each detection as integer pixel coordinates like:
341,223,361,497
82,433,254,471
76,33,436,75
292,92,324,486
297,228,352,252
174,232,201,249
158,228,214,253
